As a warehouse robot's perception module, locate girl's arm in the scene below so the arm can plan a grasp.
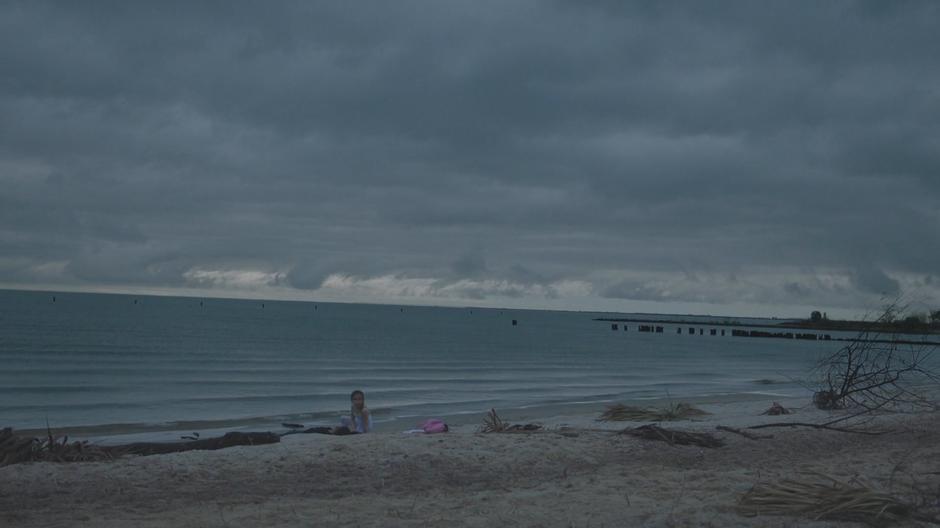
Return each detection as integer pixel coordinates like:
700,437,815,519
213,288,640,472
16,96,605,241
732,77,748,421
360,408,371,432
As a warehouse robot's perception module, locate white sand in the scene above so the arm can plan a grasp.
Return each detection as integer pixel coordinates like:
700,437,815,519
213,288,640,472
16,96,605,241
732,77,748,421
3,399,939,527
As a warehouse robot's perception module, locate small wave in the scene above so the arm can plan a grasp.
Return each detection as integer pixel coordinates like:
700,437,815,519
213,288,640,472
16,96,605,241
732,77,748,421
0,385,122,394
752,378,784,385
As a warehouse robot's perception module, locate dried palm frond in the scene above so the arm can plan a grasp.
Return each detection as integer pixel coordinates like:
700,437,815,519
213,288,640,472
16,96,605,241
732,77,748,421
480,408,507,433
599,404,657,421
660,402,710,420
478,409,543,433
598,402,710,422
620,424,724,448
738,472,918,524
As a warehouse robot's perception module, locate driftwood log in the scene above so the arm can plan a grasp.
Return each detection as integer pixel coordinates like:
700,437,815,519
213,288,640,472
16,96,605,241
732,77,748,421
108,431,280,456
1,428,280,466
747,422,889,435
716,425,773,440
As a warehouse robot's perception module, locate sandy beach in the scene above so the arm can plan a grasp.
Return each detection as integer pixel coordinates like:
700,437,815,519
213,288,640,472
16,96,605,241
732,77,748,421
3,399,939,527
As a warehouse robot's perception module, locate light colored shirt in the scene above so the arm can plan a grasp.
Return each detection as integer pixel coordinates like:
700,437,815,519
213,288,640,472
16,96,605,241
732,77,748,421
342,412,372,433
353,413,372,433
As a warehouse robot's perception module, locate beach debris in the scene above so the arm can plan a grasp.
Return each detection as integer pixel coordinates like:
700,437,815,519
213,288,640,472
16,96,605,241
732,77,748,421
110,431,281,456
737,472,928,524
278,422,313,436
481,408,507,432
620,424,724,448
0,427,280,466
762,402,792,415
813,390,843,410
598,402,710,422
810,301,940,415
715,425,773,440
747,419,890,435
300,426,335,435
478,409,543,433
180,432,201,440
1,427,114,466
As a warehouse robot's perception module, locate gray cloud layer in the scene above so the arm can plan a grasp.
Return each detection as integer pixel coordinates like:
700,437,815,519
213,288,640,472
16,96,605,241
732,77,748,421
2,1,938,316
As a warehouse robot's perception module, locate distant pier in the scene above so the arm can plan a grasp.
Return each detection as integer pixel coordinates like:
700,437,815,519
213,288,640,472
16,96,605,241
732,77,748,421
600,318,940,345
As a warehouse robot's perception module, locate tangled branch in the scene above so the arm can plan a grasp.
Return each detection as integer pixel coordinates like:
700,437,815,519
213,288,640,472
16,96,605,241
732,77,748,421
812,301,940,414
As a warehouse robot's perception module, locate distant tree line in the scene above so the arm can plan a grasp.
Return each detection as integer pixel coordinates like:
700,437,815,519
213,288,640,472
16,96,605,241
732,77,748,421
805,307,940,333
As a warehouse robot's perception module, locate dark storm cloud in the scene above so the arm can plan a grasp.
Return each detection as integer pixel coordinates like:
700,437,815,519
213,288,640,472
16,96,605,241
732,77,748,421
2,0,939,314
850,265,901,297
451,252,489,278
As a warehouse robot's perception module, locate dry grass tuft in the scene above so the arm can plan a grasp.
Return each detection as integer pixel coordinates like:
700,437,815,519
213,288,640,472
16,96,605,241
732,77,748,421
738,472,923,524
598,402,710,422
1,427,114,466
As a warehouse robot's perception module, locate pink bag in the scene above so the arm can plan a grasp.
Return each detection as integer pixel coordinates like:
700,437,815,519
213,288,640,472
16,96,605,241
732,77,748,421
421,419,449,434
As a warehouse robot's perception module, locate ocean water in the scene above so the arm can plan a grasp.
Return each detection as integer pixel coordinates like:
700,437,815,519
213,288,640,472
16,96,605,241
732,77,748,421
0,289,845,441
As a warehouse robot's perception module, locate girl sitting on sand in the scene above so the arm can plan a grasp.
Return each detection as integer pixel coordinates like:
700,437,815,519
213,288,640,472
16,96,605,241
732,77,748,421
335,390,372,434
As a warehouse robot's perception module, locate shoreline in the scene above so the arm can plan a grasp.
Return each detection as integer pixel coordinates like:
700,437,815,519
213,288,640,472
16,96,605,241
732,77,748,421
5,398,939,527
14,388,813,445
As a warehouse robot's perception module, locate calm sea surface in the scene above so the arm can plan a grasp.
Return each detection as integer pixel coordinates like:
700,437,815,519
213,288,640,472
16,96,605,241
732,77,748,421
0,289,846,441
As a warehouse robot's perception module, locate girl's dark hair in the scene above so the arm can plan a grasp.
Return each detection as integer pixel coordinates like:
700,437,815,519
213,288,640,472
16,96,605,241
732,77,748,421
350,390,364,400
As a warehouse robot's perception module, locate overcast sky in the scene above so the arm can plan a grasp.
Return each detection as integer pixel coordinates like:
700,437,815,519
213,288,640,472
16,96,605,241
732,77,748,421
2,1,938,318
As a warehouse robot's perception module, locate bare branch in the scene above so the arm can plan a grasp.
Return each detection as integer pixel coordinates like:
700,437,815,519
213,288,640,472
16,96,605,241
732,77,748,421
810,299,940,417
